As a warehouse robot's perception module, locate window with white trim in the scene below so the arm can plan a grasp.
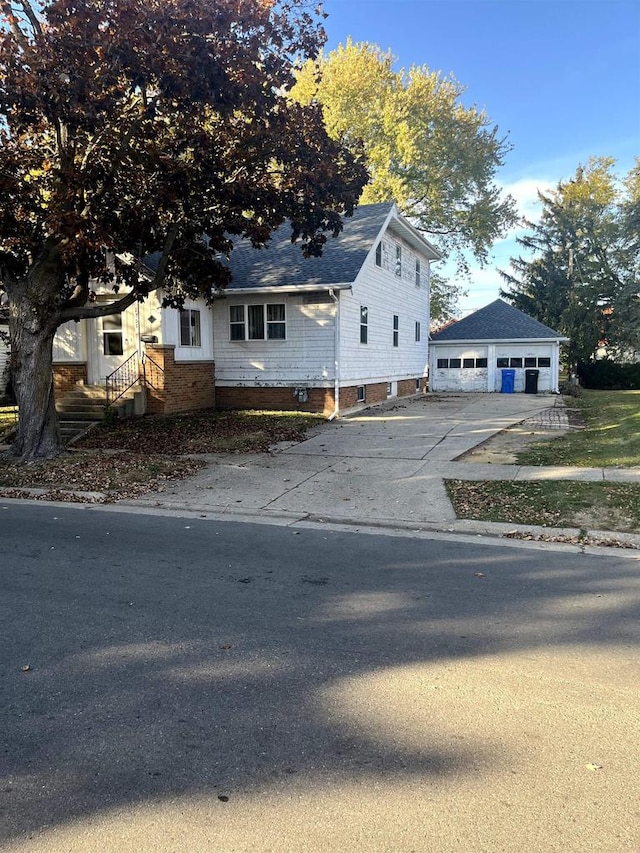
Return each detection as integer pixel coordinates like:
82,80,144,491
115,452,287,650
415,259,421,287
229,304,286,341
415,321,421,342
229,305,245,341
395,245,402,277
360,306,368,344
393,315,399,347
375,242,382,267
356,385,365,403
179,309,201,347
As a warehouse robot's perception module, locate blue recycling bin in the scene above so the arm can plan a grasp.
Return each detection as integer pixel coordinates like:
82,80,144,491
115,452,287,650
501,368,516,393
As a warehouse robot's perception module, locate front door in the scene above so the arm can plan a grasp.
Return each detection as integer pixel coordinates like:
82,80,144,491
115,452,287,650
88,305,139,384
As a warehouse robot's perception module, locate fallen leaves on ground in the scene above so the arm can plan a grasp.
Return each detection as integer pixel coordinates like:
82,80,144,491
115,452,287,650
76,409,322,455
0,451,205,503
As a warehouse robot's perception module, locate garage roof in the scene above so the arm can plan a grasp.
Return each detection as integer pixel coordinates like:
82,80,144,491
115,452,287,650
431,299,566,342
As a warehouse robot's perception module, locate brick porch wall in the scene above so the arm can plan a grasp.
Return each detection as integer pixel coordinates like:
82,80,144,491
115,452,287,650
144,345,215,415
53,363,88,396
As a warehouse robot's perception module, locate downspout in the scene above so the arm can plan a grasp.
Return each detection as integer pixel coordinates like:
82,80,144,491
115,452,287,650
328,288,340,420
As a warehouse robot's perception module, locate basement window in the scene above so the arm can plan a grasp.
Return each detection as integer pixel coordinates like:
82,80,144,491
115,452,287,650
356,385,365,403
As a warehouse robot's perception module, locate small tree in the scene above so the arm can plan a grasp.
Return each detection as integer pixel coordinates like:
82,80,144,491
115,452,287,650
0,0,368,461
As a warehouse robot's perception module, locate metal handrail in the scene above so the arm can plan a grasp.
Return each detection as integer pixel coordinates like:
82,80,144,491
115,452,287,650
105,352,141,406
142,352,165,390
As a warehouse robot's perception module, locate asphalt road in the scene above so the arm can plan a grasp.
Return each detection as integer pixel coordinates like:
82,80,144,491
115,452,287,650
1,503,639,852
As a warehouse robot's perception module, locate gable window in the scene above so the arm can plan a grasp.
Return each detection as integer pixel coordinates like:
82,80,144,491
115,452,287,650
375,242,382,267
395,245,402,277
415,321,421,342
360,306,368,344
229,304,286,341
393,315,399,347
415,259,421,287
180,309,201,347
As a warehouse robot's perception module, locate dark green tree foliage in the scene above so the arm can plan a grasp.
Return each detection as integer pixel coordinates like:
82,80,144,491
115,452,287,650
501,158,639,365
0,0,368,460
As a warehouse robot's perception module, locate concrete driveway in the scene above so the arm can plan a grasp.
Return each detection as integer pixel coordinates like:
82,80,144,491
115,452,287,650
131,393,563,528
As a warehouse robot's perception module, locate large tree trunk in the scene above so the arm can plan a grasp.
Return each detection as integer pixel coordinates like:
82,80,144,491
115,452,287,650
10,312,61,461
6,245,65,461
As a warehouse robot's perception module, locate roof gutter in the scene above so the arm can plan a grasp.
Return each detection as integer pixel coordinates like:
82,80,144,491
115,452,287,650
213,283,353,297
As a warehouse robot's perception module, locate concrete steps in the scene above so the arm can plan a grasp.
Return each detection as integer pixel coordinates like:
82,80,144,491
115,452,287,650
56,384,107,444
56,382,148,443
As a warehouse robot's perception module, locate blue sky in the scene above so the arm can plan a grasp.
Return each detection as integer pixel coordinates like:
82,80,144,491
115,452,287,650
321,0,640,313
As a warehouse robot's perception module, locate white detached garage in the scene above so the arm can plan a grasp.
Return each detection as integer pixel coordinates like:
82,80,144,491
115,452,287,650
429,299,568,393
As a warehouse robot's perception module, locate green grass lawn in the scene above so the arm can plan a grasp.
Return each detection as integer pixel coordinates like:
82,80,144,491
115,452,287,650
449,390,640,534
446,479,640,533
517,390,640,468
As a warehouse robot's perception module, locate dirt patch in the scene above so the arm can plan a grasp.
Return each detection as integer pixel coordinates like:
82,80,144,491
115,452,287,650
457,424,570,464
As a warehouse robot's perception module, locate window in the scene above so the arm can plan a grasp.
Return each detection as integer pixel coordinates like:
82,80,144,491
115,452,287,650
267,304,286,339
102,314,123,356
437,358,449,368
449,358,462,368
524,357,537,367
463,358,475,368
179,309,201,347
415,378,421,391
230,305,245,341
360,306,368,344
393,315,399,347
357,385,365,402
497,357,509,368
510,357,523,368
395,245,402,277
415,321,421,342
386,382,392,395
476,358,488,368
248,305,264,340
538,357,551,367
415,259,421,287
229,304,286,341
375,242,382,267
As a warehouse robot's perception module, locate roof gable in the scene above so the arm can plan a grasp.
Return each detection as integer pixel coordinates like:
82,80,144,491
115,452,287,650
224,202,439,291
431,299,565,341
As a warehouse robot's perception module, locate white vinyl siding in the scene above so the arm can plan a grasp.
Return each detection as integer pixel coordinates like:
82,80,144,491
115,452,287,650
214,293,335,386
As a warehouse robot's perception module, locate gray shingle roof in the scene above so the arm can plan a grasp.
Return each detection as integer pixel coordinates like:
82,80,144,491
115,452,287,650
431,299,564,341
224,202,394,290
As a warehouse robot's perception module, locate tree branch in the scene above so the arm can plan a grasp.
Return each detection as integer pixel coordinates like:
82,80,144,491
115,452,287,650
0,1,30,51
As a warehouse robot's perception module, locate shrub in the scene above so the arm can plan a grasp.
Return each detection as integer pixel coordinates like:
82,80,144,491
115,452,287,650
577,360,640,390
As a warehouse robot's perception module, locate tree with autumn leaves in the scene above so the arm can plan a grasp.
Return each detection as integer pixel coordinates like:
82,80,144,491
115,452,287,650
292,40,518,321
0,0,368,460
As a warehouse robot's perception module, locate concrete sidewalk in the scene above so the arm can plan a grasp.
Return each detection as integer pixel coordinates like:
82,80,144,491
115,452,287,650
129,393,640,549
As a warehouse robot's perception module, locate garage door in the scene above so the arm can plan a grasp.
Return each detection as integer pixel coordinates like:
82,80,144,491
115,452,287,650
432,347,489,392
